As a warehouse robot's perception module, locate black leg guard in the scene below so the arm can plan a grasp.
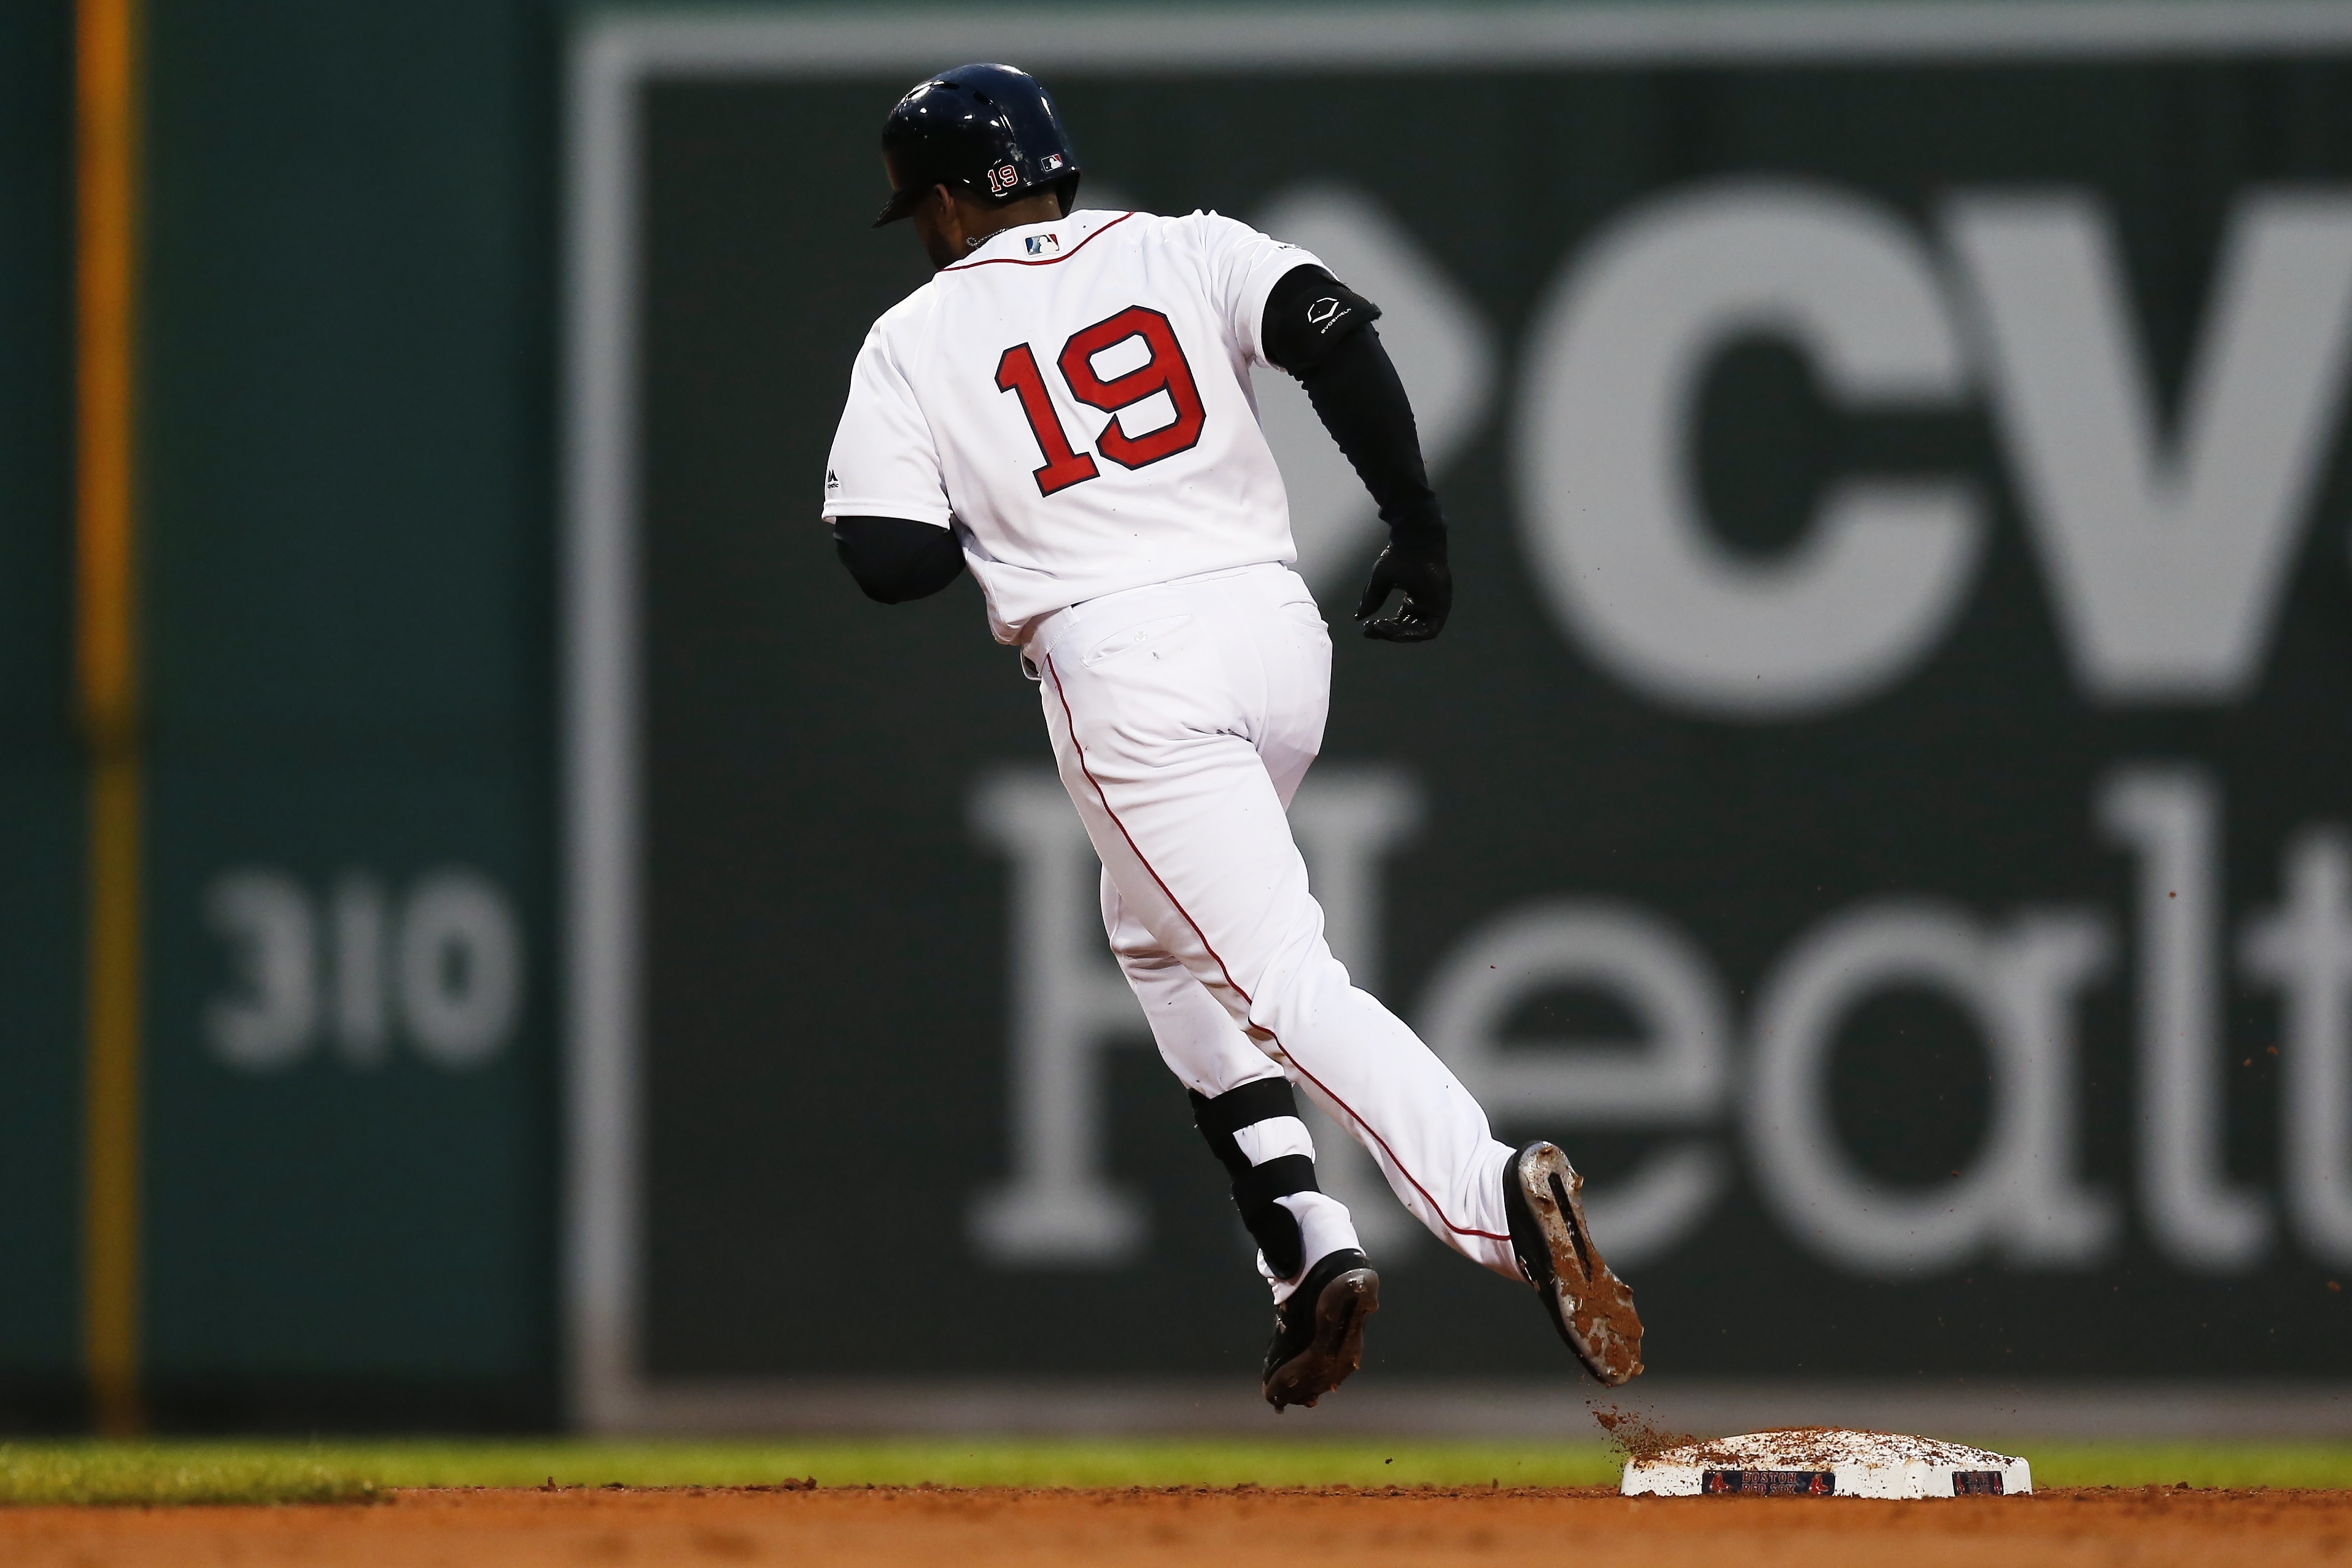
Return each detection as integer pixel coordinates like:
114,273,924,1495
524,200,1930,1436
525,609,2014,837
1190,1078,1321,1280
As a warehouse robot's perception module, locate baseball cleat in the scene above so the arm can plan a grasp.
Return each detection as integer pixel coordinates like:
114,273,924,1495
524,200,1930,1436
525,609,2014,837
1261,1248,1379,1412
1503,1141,1644,1386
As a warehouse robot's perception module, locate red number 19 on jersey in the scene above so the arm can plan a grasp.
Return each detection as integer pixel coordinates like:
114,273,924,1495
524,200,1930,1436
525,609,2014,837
995,306,1207,497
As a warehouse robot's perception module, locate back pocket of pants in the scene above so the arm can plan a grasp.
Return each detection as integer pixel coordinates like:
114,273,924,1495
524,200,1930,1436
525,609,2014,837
1080,613,1194,669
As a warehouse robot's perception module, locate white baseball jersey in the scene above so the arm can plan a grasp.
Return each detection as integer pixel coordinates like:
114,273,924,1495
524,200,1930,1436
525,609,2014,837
823,208,1323,643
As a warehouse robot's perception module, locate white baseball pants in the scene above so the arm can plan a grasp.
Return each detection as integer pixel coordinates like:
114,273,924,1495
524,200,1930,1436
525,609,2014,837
1027,562,1519,1293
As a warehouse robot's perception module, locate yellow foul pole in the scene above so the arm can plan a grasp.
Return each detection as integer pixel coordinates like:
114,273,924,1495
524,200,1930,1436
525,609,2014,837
76,0,144,1437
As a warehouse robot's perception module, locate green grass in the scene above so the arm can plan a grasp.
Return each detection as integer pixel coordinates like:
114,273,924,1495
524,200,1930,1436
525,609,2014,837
2021,1444,2352,1490
348,1438,1626,1491
3,1437,2351,1505
0,1443,379,1505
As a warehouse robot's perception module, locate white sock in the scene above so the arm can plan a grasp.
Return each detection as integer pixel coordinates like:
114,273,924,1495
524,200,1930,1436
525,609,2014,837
1263,1192,1364,1303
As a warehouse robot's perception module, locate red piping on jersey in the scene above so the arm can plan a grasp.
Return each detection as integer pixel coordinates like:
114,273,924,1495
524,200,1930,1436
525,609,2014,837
942,210,1138,272
1044,651,1510,1246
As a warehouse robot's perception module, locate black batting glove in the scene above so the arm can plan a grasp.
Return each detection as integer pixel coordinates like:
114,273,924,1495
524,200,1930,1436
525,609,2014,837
1354,524,1450,643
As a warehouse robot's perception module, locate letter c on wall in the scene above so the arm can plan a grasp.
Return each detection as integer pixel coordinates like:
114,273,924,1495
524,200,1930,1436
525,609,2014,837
1514,180,1982,718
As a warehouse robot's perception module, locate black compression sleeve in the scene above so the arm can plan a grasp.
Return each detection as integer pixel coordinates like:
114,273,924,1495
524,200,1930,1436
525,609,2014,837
831,515,966,604
1297,324,1445,540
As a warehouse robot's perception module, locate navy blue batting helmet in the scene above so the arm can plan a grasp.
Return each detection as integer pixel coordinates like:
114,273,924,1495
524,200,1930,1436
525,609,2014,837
872,64,1082,228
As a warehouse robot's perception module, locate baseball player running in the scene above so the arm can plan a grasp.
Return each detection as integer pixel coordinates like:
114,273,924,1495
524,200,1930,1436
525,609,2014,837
825,64,1643,1409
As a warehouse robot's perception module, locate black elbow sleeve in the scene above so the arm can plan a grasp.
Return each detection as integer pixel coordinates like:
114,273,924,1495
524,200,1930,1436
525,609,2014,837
1261,264,1383,377
831,516,966,604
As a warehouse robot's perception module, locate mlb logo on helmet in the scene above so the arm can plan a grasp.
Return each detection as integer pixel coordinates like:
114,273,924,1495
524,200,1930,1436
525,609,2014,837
1042,153,1063,171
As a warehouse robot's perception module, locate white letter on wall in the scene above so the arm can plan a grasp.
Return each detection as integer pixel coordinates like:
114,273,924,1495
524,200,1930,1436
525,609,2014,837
205,871,317,1071
1948,190,2352,701
2242,826,2352,1263
398,869,523,1069
1515,179,1981,718
968,767,1431,1266
1419,901,1729,1267
2100,764,2270,1269
1289,767,1426,1256
1748,902,2114,1275
331,871,390,1067
969,769,1149,1264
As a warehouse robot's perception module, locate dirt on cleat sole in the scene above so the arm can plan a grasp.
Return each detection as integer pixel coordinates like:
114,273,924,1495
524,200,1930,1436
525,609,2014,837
1518,1144,1644,1386
1263,1266,1379,1411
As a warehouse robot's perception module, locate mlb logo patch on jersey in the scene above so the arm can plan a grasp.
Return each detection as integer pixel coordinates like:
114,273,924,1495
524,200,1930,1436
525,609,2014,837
1025,233,1060,257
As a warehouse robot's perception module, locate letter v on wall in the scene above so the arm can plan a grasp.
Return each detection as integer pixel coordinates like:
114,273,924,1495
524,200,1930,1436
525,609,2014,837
1946,189,2352,704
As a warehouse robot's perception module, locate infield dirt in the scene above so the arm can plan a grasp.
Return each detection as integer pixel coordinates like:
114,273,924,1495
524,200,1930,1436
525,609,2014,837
1,1484,2349,1566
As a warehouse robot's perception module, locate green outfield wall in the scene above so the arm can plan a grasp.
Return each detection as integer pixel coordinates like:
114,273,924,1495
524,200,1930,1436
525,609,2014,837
8,0,2352,1434
134,1,559,1427
0,0,83,1428
0,0,562,1430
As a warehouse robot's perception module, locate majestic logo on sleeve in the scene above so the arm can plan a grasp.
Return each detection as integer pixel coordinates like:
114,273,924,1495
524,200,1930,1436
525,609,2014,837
825,468,840,491
1308,296,1350,333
